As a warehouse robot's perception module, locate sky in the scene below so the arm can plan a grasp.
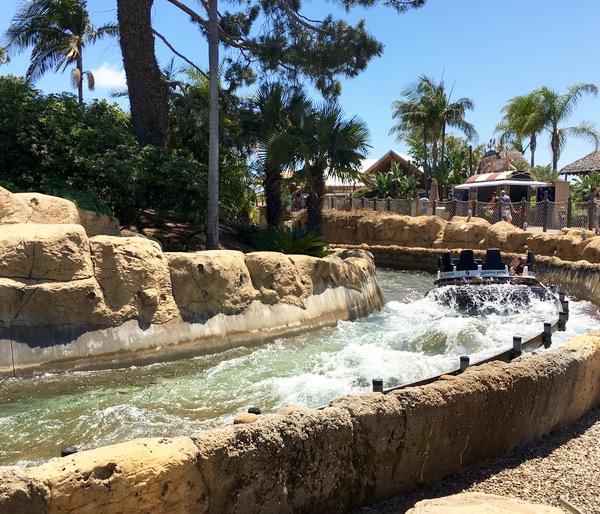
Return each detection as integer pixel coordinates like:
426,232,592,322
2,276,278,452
2,0,600,171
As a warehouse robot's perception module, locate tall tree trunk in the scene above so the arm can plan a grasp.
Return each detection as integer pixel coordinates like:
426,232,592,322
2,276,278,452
206,0,220,248
117,0,169,147
306,166,325,235
264,162,282,226
422,129,429,197
551,127,559,171
440,122,446,165
530,132,537,167
76,54,83,105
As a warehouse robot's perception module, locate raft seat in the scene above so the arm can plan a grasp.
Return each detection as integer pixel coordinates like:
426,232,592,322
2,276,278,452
482,249,505,270
440,252,454,272
526,250,535,271
456,249,478,271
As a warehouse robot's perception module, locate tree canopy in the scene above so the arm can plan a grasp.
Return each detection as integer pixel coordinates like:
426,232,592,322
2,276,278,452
4,0,118,104
116,0,426,246
390,74,477,195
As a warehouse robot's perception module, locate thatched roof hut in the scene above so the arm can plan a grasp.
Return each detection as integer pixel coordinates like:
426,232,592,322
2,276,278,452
559,151,600,176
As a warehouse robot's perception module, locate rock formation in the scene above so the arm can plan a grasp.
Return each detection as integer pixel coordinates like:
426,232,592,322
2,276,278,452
322,211,600,264
0,187,384,377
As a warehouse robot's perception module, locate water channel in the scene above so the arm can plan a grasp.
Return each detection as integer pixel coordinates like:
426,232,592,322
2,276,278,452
0,269,598,467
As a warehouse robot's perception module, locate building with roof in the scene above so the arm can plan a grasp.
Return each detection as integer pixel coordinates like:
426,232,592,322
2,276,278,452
453,149,549,202
325,150,420,199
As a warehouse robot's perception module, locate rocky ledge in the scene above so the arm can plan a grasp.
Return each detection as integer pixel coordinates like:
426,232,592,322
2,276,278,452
0,187,383,377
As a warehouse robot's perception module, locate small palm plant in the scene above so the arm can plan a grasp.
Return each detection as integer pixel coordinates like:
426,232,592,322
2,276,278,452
237,225,332,257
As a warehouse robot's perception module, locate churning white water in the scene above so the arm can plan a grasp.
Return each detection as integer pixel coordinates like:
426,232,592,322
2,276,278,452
0,268,598,466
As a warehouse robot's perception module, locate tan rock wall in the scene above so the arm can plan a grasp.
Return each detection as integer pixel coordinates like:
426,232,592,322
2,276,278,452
0,186,119,236
2,334,599,514
0,223,383,376
322,212,600,264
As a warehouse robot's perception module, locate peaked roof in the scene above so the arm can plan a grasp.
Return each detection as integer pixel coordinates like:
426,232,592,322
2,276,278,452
560,151,600,175
362,150,418,176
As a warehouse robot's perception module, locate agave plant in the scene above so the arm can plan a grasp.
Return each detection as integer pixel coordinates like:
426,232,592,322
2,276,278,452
250,225,333,257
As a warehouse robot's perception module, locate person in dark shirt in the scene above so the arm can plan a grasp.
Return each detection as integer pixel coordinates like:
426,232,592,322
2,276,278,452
510,256,524,276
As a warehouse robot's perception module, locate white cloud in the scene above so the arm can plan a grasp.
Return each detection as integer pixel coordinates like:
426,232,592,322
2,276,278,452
91,62,127,90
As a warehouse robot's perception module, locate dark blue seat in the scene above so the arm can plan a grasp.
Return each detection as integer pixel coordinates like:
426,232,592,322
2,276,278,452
456,249,478,271
440,252,454,272
482,249,505,270
526,250,534,271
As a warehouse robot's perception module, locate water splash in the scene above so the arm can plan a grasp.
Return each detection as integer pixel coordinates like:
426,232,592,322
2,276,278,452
0,269,597,467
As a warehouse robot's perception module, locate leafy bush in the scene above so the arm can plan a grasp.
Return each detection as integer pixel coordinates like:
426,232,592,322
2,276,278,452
250,226,333,257
0,75,253,228
235,224,332,257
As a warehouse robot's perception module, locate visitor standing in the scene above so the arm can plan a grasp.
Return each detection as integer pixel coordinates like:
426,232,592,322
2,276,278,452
500,190,511,204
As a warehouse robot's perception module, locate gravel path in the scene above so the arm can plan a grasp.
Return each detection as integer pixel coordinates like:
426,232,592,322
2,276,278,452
351,403,600,513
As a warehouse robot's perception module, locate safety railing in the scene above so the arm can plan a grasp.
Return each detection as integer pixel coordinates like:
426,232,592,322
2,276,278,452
372,293,569,394
325,196,600,233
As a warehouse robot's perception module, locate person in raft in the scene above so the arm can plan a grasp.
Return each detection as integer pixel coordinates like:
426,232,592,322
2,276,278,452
510,256,524,276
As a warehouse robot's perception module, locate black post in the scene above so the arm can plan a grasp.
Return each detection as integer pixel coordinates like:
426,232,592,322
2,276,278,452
387,197,391,212
512,336,522,358
558,312,567,331
542,198,548,233
374,197,377,212
372,378,384,393
459,356,470,373
567,196,572,228
562,300,569,321
542,322,552,348
588,199,594,231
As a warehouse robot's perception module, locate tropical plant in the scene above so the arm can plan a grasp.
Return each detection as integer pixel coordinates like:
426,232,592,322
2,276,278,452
266,102,370,235
242,225,333,257
531,165,559,183
534,83,600,171
5,0,118,104
362,162,406,198
496,93,546,167
248,83,311,227
116,0,426,248
571,172,600,202
0,76,212,224
390,74,477,196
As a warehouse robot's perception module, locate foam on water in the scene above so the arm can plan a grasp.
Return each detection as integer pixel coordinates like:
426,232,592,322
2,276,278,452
0,268,597,466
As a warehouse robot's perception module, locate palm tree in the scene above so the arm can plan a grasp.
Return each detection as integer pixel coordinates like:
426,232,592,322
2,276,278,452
5,0,118,104
534,83,600,171
439,83,477,167
267,102,370,235
390,75,476,197
571,172,600,203
531,165,559,183
496,93,545,167
251,83,311,227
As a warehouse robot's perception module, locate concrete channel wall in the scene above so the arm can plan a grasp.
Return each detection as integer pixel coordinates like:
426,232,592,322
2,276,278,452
1,333,599,513
0,222,384,377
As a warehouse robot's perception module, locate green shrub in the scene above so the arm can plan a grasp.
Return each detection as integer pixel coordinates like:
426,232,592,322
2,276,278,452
241,225,332,257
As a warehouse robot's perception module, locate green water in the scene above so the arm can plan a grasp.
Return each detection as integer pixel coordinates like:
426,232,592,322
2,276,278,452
0,269,598,466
